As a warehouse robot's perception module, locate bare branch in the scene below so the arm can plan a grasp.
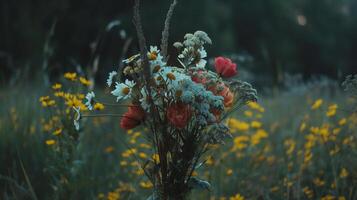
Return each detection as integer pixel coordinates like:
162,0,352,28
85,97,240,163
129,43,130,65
160,0,178,60
133,0,150,81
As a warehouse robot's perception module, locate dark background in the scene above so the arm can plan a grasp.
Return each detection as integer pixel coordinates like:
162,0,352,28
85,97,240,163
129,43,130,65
1,0,357,86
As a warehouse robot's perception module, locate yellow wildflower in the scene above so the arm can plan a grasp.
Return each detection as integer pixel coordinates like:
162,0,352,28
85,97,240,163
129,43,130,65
229,194,244,200
329,146,340,156
39,96,56,107
338,118,347,126
64,72,77,81
284,139,296,155
300,122,307,132
120,161,128,166
206,156,214,166
139,152,148,159
107,191,120,200
321,194,335,200
339,168,348,178
121,148,137,158
132,131,141,138
326,104,338,117
53,128,62,136
77,94,85,100
65,96,87,110
139,181,153,189
105,146,114,153
270,186,279,193
311,99,323,110
256,114,263,119
54,91,64,97
79,77,92,86
232,135,250,151
45,139,56,146
52,83,62,90
331,182,336,189
39,96,50,102
97,193,105,199
313,177,325,187
343,136,353,145
247,102,265,112
133,168,144,175
303,186,314,199
328,104,338,110
244,110,253,117
226,168,233,176
304,151,313,164
93,103,105,110
326,109,336,117
228,119,250,132
139,143,151,149
251,121,262,128
251,129,268,146
310,126,320,135
152,154,160,163
283,177,293,187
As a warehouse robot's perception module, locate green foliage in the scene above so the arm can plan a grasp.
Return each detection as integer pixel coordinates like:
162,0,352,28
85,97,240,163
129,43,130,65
1,78,357,199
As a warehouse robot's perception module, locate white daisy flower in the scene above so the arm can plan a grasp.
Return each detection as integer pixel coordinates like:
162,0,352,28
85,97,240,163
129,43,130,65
85,91,95,110
73,107,81,131
150,59,166,74
147,46,160,61
150,46,160,54
111,80,136,101
139,87,163,111
195,48,207,68
123,54,140,64
107,71,118,87
139,88,151,111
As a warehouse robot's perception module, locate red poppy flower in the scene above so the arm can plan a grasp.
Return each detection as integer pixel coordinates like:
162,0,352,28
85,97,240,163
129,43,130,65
219,85,234,107
214,57,237,78
167,103,192,128
208,83,235,108
191,70,207,85
120,113,141,129
128,105,146,121
120,105,145,130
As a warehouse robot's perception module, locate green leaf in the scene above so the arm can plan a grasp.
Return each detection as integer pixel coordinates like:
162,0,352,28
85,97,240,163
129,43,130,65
188,177,211,191
146,192,160,200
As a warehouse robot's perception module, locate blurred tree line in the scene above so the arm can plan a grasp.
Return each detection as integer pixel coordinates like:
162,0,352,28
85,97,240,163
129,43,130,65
1,0,357,86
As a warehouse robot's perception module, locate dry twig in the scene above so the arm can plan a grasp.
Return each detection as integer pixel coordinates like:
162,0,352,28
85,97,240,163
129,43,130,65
160,0,178,60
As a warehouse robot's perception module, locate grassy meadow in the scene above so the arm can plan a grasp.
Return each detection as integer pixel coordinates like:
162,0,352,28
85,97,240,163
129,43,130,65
0,75,356,200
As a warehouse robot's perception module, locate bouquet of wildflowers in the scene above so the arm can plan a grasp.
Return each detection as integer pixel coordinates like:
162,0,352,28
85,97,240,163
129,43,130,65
79,0,257,199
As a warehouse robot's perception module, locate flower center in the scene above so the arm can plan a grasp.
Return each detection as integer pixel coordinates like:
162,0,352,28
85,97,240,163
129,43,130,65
166,73,176,80
148,52,157,60
175,90,183,98
122,87,130,95
153,65,161,73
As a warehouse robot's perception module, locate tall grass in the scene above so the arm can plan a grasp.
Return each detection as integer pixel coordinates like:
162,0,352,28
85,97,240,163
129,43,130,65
1,79,356,199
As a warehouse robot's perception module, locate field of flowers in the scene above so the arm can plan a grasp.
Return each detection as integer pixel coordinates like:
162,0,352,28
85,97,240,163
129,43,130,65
1,73,356,200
